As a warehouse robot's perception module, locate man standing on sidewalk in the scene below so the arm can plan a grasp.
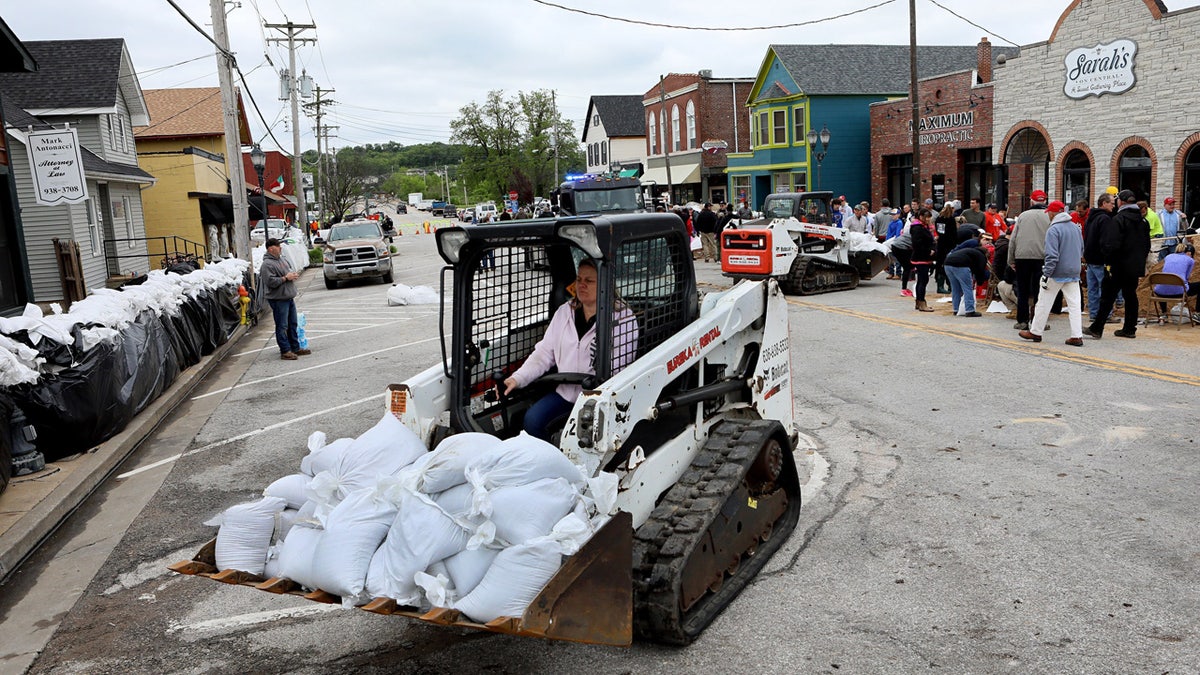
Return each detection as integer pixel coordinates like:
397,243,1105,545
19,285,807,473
1085,190,1152,339
1019,201,1085,347
1007,190,1052,330
262,238,311,360
1083,193,1115,322
695,202,719,263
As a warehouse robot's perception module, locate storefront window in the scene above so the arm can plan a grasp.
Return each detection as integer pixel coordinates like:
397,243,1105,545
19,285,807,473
1062,149,1090,208
791,172,807,192
962,148,996,206
886,154,913,206
1183,145,1200,224
732,175,751,206
774,171,793,193
1118,146,1152,202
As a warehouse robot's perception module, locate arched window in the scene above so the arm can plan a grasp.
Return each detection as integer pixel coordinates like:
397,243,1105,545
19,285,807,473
671,105,681,152
1183,144,1200,222
1118,145,1152,202
686,100,697,150
1062,149,1091,207
648,113,658,154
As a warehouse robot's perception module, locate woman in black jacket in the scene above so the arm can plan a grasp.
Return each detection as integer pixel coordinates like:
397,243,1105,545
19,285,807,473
911,208,937,311
934,203,958,293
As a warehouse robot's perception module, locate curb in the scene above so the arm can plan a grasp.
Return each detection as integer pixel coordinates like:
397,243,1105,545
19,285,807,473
0,324,249,581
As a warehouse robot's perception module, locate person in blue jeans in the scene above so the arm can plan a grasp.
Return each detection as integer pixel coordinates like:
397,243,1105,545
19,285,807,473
1082,193,1115,321
942,230,990,316
261,238,311,361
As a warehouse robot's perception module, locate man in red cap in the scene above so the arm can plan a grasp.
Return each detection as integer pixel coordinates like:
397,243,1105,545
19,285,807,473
1156,196,1185,262
1006,189,1052,330
1019,201,1085,346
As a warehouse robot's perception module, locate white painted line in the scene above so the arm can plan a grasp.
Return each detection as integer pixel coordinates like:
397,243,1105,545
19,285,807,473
166,603,342,634
191,335,439,401
117,393,380,479
230,320,409,358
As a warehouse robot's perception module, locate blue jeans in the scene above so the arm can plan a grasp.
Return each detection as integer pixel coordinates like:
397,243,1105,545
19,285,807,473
523,392,573,442
269,298,300,354
1085,264,1105,320
946,265,975,313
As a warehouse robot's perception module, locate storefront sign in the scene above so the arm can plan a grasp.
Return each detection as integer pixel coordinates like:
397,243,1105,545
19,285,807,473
25,128,89,206
1064,39,1137,99
907,111,974,146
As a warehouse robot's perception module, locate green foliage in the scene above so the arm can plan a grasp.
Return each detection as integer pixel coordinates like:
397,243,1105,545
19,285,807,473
308,247,323,266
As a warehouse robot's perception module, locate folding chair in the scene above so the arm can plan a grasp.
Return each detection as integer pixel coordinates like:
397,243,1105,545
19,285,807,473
1145,272,1191,329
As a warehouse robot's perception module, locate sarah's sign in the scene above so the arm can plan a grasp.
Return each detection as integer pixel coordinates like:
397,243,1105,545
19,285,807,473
25,128,88,206
1064,39,1137,99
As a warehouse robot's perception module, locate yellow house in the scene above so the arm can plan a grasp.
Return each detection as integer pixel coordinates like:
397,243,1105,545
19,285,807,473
133,87,251,266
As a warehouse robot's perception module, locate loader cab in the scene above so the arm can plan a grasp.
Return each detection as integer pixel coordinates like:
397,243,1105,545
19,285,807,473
763,191,836,253
435,214,697,439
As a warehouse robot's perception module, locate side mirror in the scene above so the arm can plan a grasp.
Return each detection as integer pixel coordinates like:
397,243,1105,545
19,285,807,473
313,236,325,245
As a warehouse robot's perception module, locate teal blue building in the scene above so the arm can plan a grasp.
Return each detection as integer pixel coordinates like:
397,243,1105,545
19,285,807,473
727,44,1004,210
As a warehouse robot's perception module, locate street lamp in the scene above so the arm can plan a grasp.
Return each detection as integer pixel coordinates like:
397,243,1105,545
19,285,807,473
806,124,831,191
250,143,267,240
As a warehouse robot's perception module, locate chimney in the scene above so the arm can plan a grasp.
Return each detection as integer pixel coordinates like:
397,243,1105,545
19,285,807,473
977,37,993,84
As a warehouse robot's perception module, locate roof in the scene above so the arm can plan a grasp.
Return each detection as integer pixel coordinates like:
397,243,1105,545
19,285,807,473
0,16,36,73
762,44,1020,98
0,38,148,124
80,146,155,183
582,95,645,142
134,87,252,143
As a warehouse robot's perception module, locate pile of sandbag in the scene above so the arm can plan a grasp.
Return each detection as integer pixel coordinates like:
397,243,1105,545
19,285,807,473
206,415,617,624
386,283,441,306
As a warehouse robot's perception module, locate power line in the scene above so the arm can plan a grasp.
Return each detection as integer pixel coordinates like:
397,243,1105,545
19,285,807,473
163,0,234,58
529,0,898,31
925,0,1021,47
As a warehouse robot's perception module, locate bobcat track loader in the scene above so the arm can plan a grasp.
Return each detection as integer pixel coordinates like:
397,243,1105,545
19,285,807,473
173,214,802,646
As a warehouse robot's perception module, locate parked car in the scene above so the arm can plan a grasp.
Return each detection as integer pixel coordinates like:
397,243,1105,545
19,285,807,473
321,219,394,289
250,219,288,244
396,203,408,214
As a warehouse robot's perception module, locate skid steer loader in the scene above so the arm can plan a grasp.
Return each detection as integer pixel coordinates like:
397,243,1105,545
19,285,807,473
172,214,802,646
721,191,890,295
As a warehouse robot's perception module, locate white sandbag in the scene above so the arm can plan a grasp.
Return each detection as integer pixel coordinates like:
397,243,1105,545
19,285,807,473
453,539,563,623
308,488,399,606
443,547,499,597
414,569,457,608
433,483,476,520
210,496,288,575
464,433,585,518
471,478,578,549
275,508,300,543
302,436,353,477
585,472,619,517
305,468,353,526
386,283,441,306
547,512,593,556
264,473,310,510
276,523,324,589
365,490,470,604
263,545,282,580
420,432,503,493
333,413,428,494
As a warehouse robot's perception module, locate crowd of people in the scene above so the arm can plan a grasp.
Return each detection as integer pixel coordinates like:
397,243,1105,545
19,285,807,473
816,188,1197,345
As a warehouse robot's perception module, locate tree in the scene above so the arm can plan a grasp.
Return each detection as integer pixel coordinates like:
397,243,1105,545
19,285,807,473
451,89,582,204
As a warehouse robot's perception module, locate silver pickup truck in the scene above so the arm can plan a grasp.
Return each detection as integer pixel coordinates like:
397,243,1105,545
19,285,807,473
321,219,394,289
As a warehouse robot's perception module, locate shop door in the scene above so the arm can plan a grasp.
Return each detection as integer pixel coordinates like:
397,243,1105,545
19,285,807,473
754,175,771,210
97,184,121,276
1118,146,1152,202
1182,145,1200,226
1061,149,1091,208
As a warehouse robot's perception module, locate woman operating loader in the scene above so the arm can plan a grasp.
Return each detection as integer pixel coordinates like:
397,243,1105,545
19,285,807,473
502,258,639,441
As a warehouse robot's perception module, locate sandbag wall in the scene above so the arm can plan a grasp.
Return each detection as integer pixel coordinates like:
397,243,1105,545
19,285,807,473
0,259,249,469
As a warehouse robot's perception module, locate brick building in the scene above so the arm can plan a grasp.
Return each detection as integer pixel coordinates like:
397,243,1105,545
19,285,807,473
869,39,1008,210
641,72,753,205
993,0,1200,218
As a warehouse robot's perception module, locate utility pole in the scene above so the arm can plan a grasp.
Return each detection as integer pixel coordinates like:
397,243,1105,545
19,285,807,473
265,21,315,230
551,90,559,188
659,75,674,201
909,0,922,206
210,0,250,261
303,84,335,220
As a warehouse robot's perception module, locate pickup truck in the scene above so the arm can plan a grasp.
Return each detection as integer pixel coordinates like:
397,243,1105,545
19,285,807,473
321,219,394,289
431,202,455,218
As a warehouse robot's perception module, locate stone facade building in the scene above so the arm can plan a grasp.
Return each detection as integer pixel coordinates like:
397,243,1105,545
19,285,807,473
993,0,1200,217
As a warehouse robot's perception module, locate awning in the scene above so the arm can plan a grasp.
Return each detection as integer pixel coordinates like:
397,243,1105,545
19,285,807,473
641,162,701,186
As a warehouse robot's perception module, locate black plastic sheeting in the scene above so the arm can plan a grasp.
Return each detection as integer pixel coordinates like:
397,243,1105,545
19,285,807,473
5,287,241,463
0,391,12,496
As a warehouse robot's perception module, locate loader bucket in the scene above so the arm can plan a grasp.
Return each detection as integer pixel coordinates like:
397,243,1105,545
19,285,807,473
169,511,633,647
850,249,890,280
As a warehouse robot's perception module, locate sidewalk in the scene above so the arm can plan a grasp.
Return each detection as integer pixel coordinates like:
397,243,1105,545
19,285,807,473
0,325,248,581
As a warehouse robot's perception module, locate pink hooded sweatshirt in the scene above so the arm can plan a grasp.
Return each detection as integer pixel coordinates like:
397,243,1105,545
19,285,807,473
511,299,639,402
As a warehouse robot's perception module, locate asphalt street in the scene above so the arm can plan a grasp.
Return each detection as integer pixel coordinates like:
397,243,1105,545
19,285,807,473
8,205,1200,674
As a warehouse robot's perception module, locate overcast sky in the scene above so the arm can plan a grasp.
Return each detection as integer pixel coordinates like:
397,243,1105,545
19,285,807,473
6,0,1192,156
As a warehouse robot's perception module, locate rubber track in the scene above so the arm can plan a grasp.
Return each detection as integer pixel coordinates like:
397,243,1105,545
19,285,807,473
631,419,800,644
793,256,859,295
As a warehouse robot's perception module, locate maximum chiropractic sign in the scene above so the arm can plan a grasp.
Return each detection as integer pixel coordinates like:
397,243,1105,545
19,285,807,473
906,111,975,146
1064,39,1137,99
25,128,89,206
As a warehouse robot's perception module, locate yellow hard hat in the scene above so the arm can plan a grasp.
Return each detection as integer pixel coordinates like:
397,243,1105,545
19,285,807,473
1105,186,1119,195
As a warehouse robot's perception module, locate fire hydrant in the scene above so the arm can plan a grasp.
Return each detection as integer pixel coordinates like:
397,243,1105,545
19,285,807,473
238,285,251,325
